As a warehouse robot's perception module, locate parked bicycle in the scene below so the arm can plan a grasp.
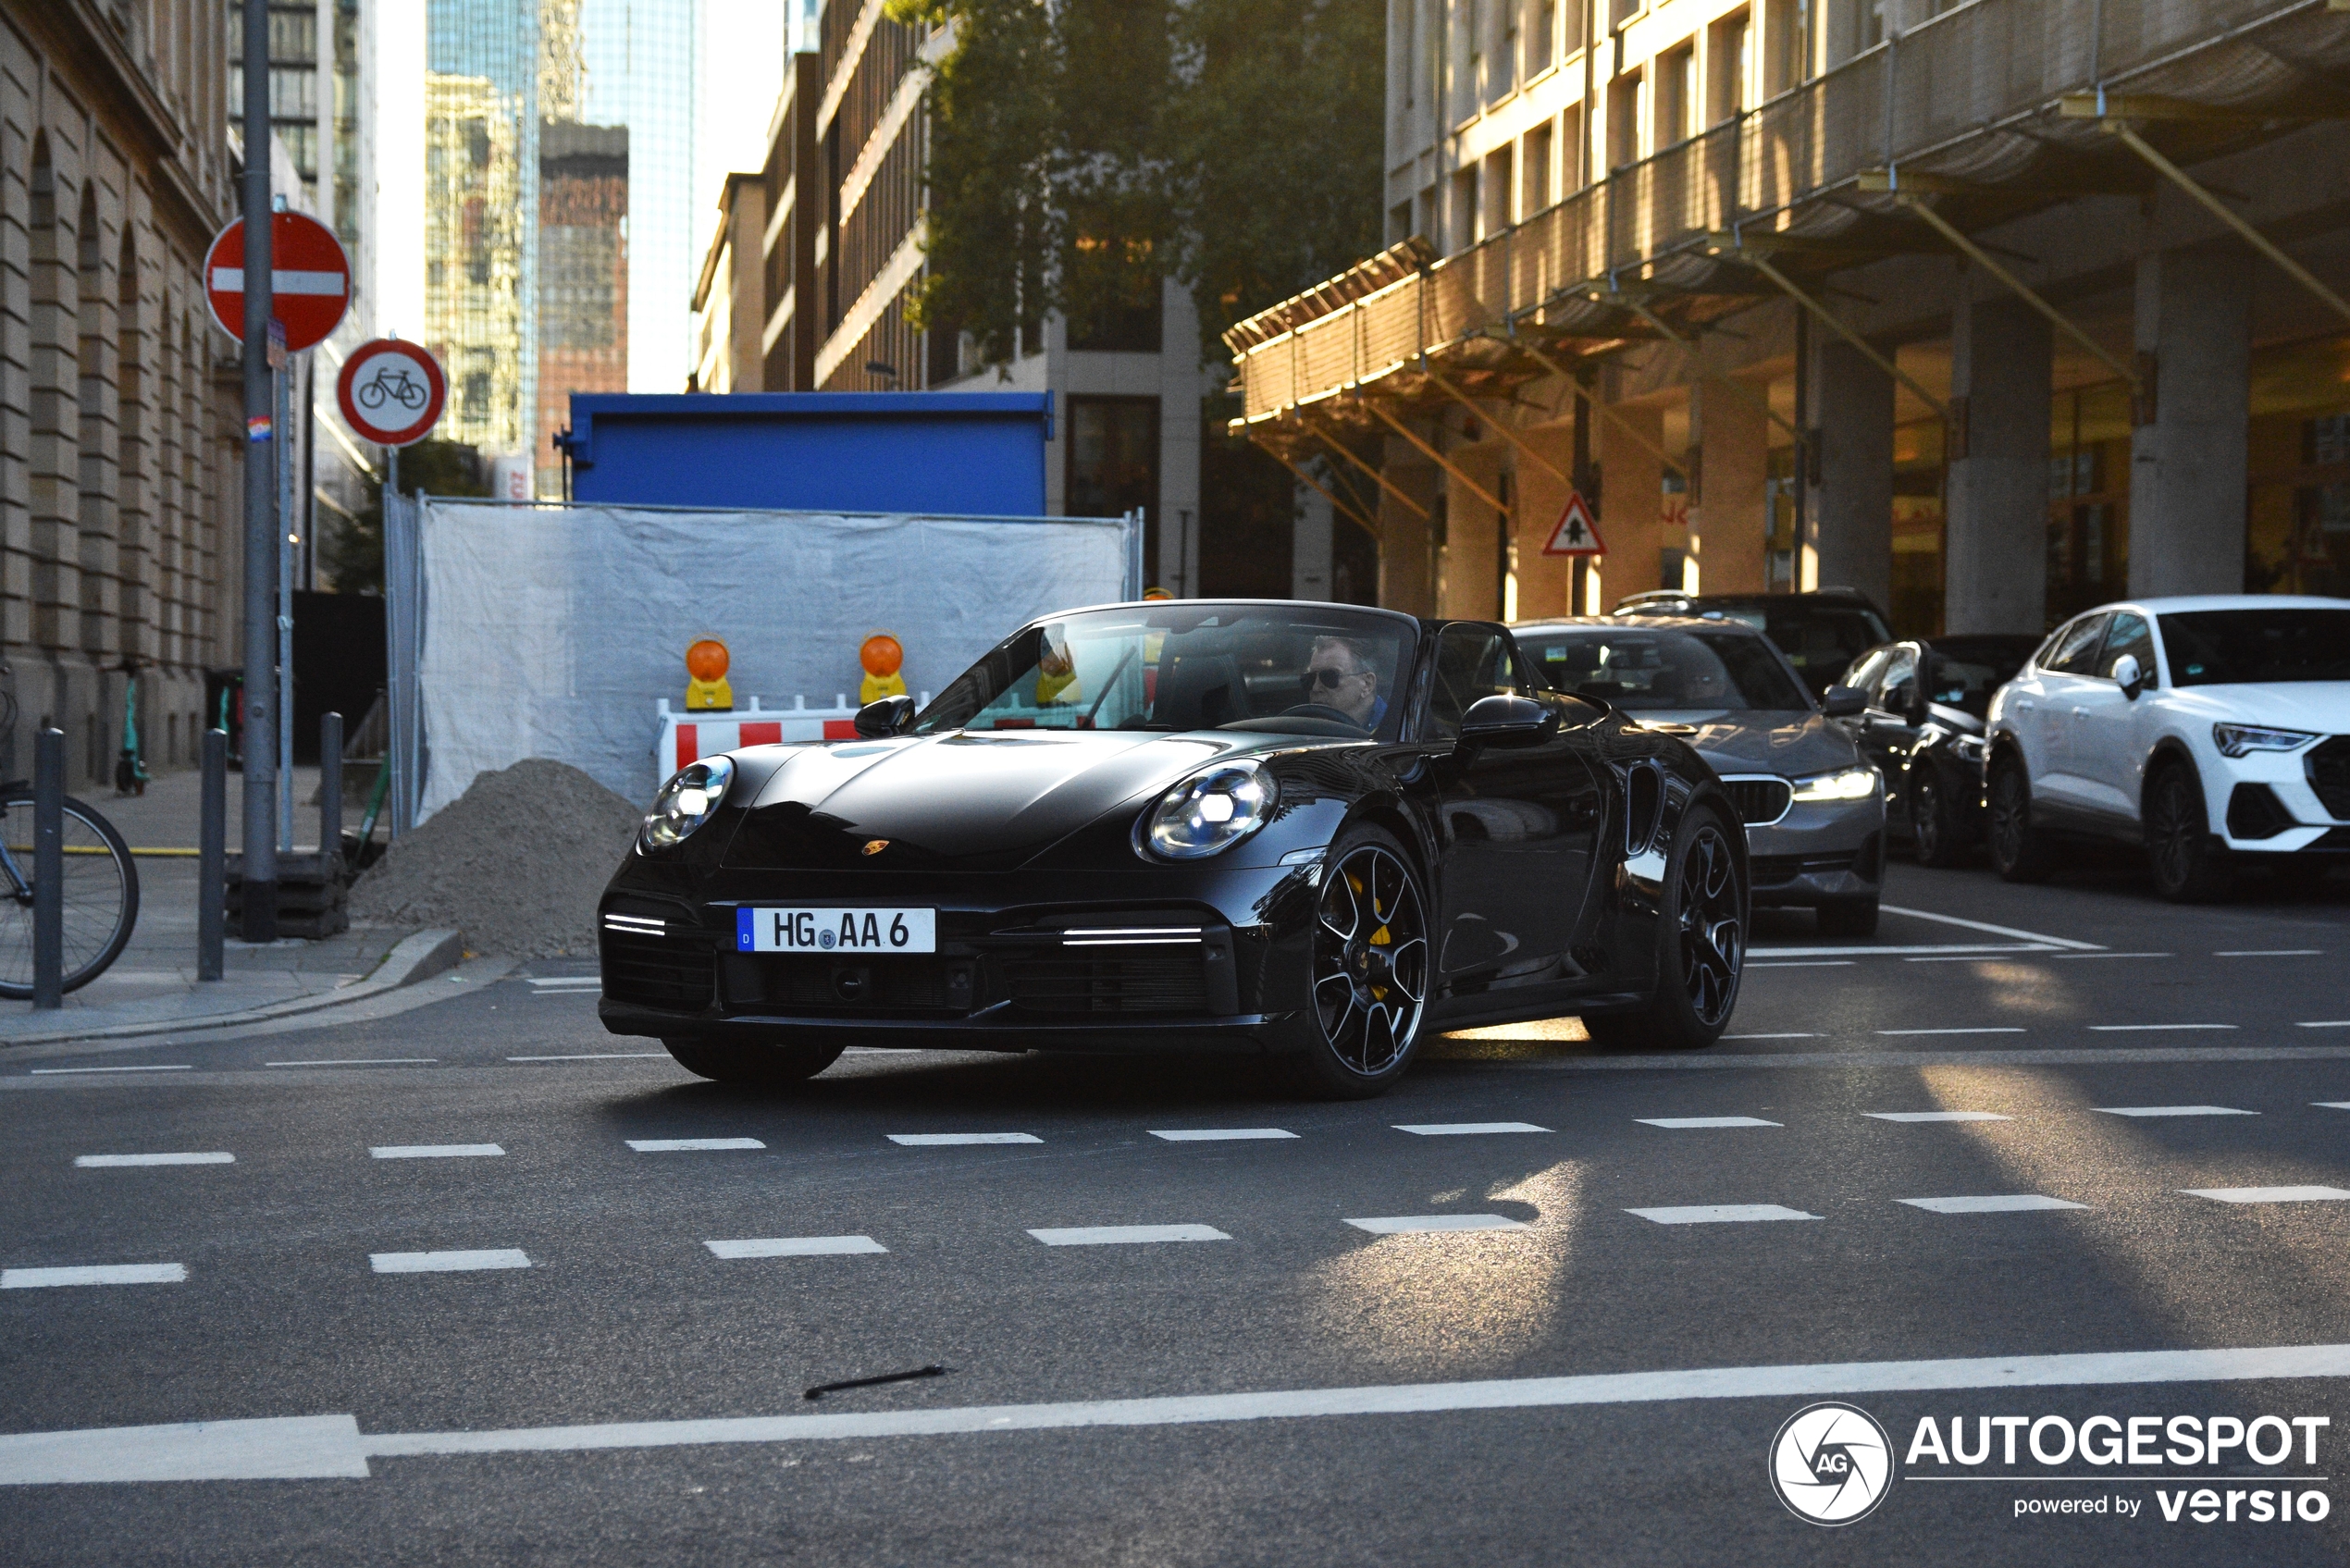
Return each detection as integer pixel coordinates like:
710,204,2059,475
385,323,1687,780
0,685,139,998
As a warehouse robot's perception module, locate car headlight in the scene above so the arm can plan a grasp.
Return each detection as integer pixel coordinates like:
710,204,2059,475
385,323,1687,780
2212,722,2319,759
1790,765,1879,802
1143,759,1273,859
641,756,734,849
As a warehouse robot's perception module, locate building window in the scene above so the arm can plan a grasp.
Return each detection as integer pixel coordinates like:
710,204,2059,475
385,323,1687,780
1522,122,1552,215
1068,396,1161,569
1655,43,1695,149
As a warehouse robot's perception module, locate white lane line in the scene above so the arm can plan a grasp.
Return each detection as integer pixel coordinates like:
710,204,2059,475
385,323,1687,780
1344,1214,1530,1234
529,988,600,997
266,1058,438,1068
2183,1187,2350,1204
1149,1129,1298,1142
2094,1105,2257,1118
2088,1023,2238,1032
1865,1111,2010,1124
888,1132,1041,1146
707,1237,886,1258
1027,1225,1229,1246
625,1138,765,1153
27,1065,192,1075
1,1264,186,1289
1898,1195,2087,1215
1904,955,2030,964
1636,1117,1780,1130
74,1153,235,1167
369,1250,532,1274
2299,1022,2350,1030
2316,1103,2350,1111
1875,1028,2026,1037
2215,950,2321,957
369,1143,505,1159
1723,1032,1816,1040
1747,960,1854,969
2053,952,2173,959
1626,1205,1818,1225
1877,905,2106,951
1392,1121,1550,1136
22,1344,2350,1482
506,1054,671,1061
1754,943,2058,958
526,975,599,986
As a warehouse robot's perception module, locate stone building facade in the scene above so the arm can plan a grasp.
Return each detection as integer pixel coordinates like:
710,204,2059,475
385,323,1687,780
0,2,238,788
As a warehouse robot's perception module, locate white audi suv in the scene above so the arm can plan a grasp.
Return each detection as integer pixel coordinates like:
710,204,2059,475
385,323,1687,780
1983,596,2350,900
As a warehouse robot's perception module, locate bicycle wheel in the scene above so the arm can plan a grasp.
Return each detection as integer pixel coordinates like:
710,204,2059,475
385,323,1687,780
0,793,141,998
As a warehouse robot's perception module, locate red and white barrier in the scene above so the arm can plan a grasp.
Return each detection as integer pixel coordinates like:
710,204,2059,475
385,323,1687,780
652,693,929,787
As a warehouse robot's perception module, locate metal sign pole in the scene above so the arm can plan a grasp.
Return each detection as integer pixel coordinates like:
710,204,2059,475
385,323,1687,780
278,356,295,854
239,0,278,941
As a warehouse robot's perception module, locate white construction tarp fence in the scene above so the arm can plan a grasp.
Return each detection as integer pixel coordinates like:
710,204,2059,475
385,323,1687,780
380,498,1142,828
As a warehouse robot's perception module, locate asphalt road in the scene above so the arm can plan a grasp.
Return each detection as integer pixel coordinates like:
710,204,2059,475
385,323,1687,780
3,851,2347,1565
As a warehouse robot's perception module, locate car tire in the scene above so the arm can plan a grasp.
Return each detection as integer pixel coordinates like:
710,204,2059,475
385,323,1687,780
1579,803,1744,1052
2144,764,2233,904
1986,757,2056,883
1910,769,1967,869
663,1037,846,1088
1277,824,1431,1099
1815,895,1880,938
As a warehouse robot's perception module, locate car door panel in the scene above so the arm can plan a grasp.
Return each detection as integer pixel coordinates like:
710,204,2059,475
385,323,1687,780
2071,611,2156,824
2031,613,2110,811
1861,647,1921,827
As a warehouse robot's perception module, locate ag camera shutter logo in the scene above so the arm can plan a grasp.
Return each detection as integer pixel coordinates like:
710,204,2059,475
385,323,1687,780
1770,1402,1896,1525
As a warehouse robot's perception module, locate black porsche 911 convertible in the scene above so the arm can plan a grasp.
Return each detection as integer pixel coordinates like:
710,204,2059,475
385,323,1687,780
598,600,1748,1098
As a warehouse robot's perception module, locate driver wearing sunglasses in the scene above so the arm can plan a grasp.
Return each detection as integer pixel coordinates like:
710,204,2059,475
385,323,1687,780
1300,635,1385,731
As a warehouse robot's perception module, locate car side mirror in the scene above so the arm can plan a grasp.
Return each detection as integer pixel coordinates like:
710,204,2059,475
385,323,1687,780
1456,694,1559,750
2110,654,2145,700
853,694,917,738
1821,685,1867,718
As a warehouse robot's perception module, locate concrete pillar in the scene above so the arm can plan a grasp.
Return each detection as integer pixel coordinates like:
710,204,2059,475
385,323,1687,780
1945,296,2051,634
1378,450,1440,616
1438,440,1506,618
1510,419,1578,621
1595,400,1664,608
1292,481,1333,600
2128,245,2251,599
1694,379,1769,594
1805,338,1893,610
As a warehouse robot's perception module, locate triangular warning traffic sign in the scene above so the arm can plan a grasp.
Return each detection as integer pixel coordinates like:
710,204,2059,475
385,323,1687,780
1543,489,1606,556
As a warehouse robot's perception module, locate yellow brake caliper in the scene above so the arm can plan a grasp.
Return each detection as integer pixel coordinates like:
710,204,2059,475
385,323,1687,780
1367,920,1391,1000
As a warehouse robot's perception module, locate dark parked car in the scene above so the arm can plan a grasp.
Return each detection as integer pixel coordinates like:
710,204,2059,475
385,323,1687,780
1613,588,1893,699
600,601,1750,1098
1515,615,1887,936
1834,634,2040,867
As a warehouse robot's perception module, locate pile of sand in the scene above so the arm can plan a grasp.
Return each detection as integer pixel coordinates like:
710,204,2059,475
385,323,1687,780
351,759,643,957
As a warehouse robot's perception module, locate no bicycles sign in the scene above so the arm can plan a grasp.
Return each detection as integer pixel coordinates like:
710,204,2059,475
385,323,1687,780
336,339,446,448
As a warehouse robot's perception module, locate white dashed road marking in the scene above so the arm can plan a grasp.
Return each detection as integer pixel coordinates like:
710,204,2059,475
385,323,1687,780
1149,1129,1298,1142
2088,1024,2238,1032
1392,1122,1550,1136
74,1153,234,1167
1723,1033,1816,1041
1865,1111,2010,1123
1344,1215,1530,1234
1626,1205,1818,1225
1875,1028,2025,1037
2093,1106,2257,1118
2316,1103,2350,1111
1637,1117,1781,1130
1876,905,2105,951
1,1264,185,1289
1027,1225,1229,1246
2215,950,2320,957
625,1138,764,1153
27,1065,192,1075
2299,1021,2350,1030
369,1144,506,1159
2183,1187,2350,1204
887,1133,1041,1146
266,1059,437,1068
369,1250,531,1274
1898,1195,2087,1215
1747,960,1853,969
506,1054,671,1061
706,1237,886,1258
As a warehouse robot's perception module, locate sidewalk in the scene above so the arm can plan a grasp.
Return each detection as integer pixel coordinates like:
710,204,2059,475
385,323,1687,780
0,764,456,1047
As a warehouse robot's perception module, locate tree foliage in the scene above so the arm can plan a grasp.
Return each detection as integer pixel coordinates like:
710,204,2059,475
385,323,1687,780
318,439,489,596
893,0,1385,365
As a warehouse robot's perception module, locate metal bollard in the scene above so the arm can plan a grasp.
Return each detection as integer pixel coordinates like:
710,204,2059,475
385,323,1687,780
320,711,342,864
199,728,226,982
32,727,62,1008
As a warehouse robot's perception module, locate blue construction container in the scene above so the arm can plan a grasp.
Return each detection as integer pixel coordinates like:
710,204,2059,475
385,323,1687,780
553,391,1053,514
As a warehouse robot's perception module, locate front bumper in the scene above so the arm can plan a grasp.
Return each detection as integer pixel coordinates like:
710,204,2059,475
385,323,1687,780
595,860,1320,1053
1742,794,1886,907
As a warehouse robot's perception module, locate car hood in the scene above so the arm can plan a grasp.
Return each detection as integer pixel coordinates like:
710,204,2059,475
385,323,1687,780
719,729,1274,871
2157,682,2350,732
1637,710,1861,778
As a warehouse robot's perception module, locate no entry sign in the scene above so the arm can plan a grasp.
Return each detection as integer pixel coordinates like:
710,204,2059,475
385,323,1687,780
204,211,351,352
336,340,446,447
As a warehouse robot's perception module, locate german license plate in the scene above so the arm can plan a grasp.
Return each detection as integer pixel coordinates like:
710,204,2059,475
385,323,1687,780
736,907,936,955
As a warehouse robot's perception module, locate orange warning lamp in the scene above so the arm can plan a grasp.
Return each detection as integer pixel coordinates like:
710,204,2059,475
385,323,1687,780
860,632,908,706
685,637,734,711
1143,586,1172,601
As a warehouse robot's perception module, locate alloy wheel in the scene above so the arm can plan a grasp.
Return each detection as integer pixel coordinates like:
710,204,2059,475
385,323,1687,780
2147,773,2195,887
1676,822,1742,1027
1312,844,1429,1076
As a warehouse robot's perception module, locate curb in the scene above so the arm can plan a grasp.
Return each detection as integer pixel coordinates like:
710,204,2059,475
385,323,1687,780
0,929,468,1049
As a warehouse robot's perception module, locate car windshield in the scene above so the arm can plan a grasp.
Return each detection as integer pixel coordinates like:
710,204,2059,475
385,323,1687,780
1710,605,1893,695
1519,627,1811,713
916,605,1415,740
2158,608,2350,686
1928,643,2034,718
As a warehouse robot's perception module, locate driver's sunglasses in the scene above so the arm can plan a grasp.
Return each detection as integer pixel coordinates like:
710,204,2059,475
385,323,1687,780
1300,667,1365,692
